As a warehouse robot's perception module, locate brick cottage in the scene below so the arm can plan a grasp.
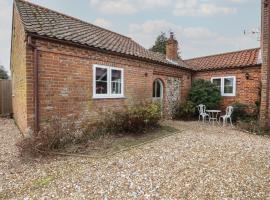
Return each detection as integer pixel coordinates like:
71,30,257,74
10,0,269,133
185,48,262,108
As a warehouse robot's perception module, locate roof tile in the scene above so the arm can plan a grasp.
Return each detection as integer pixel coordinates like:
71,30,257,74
185,48,261,71
14,0,190,69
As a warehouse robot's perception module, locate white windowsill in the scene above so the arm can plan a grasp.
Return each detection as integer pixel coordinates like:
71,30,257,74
222,94,235,97
92,95,126,99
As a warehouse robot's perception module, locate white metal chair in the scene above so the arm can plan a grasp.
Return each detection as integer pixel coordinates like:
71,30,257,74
219,106,234,126
197,104,209,122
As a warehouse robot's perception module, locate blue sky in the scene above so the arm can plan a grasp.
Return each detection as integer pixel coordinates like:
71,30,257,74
0,0,260,73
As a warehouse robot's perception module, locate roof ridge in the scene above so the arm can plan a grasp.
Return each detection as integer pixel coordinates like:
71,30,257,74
14,0,132,40
185,47,260,61
13,0,190,70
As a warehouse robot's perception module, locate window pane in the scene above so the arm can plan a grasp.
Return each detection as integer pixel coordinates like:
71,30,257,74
96,67,107,94
212,78,221,92
111,81,121,94
111,69,122,94
96,81,108,94
224,77,234,94
156,81,161,97
153,80,161,98
111,70,121,81
96,68,107,82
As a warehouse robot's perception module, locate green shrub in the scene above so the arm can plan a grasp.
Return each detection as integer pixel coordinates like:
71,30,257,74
174,101,196,120
188,79,221,109
237,119,270,135
230,102,257,122
230,102,248,122
237,120,260,134
86,102,162,135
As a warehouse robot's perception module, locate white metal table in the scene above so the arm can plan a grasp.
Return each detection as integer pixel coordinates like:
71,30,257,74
206,110,221,124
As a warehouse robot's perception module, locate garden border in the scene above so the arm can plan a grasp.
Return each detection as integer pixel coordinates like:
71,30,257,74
35,130,183,159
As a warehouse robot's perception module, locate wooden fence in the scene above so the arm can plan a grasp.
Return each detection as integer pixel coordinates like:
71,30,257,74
0,80,12,116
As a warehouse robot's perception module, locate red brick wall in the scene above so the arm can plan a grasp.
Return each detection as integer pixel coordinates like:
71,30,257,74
10,5,28,133
260,0,270,126
193,66,261,109
23,38,191,132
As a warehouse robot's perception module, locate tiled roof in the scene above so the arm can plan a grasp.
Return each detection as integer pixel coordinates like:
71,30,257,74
14,0,189,69
185,48,261,71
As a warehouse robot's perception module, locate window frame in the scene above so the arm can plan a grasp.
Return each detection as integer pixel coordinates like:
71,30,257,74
211,76,236,97
93,64,124,99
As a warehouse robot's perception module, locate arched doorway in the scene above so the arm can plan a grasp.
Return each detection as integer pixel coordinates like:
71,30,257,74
152,79,163,103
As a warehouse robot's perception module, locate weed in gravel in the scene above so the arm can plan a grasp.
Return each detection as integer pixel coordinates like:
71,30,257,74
33,175,55,188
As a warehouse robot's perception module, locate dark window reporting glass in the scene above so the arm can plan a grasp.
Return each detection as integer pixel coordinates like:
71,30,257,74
153,80,162,98
156,81,161,97
111,69,122,94
96,67,108,94
224,78,234,94
212,78,222,92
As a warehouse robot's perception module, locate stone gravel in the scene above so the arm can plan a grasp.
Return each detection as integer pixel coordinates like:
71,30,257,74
1,118,270,199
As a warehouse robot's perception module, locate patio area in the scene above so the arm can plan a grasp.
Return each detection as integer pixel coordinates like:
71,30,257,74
1,118,270,199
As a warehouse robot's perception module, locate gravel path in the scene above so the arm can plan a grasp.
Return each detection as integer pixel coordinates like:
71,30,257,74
1,119,270,199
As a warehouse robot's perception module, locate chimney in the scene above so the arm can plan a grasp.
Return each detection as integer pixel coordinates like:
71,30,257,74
166,32,178,60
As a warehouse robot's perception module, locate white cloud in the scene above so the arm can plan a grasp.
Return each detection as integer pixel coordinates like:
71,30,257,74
173,0,237,16
128,20,181,47
128,20,217,47
89,0,137,14
129,20,177,34
89,0,237,16
182,27,217,40
93,18,112,29
128,19,259,58
89,0,171,15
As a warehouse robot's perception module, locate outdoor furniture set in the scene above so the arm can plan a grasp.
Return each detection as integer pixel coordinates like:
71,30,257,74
197,104,233,126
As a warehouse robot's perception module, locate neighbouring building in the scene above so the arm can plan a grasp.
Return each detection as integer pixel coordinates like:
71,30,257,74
185,48,262,109
11,0,266,134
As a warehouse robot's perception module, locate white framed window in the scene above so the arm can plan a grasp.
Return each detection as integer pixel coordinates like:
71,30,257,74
93,64,124,99
211,76,236,96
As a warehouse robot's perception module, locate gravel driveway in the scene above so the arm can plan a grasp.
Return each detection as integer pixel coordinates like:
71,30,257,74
1,118,270,199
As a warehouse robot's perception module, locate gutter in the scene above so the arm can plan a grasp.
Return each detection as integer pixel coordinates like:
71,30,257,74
27,36,40,133
193,64,262,72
